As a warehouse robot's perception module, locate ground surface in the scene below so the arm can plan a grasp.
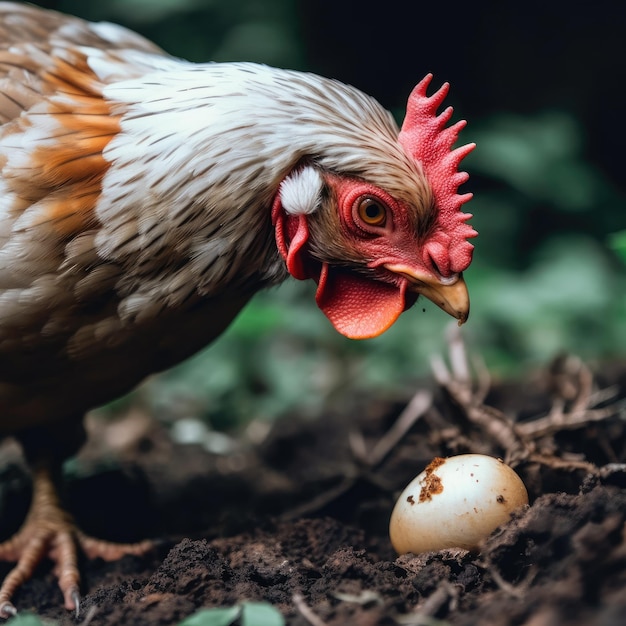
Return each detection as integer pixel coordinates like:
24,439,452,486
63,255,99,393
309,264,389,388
1,337,625,625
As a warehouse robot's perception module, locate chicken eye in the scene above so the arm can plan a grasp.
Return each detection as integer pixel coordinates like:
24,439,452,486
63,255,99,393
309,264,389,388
356,196,387,227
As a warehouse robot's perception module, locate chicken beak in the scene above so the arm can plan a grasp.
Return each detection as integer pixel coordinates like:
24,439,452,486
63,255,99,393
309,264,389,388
415,274,470,325
385,265,470,325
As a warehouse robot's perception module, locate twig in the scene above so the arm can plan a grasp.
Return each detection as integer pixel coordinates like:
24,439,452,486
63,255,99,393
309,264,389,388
567,354,594,414
348,430,369,464
79,604,99,626
293,592,327,626
431,332,530,463
413,580,458,619
517,357,623,439
487,563,538,599
471,352,492,406
282,386,432,520
367,391,433,468
431,324,624,473
517,406,620,439
333,589,384,606
527,454,595,473
446,324,471,385
588,384,621,407
597,463,626,478
280,476,356,520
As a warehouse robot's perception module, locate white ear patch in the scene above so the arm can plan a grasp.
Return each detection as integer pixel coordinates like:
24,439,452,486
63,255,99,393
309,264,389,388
279,166,323,215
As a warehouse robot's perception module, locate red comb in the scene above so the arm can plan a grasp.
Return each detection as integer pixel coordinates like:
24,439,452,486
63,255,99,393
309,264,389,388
398,74,476,273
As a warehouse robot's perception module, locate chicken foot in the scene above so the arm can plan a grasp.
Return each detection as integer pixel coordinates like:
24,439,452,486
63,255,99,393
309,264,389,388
0,464,152,617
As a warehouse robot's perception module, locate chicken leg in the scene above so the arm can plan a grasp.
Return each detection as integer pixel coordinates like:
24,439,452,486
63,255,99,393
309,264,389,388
0,430,152,617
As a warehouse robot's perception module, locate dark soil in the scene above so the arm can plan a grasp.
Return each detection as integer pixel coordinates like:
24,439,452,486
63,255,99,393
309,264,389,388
1,348,626,625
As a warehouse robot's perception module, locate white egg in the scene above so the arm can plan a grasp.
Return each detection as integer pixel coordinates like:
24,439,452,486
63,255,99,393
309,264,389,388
389,454,528,554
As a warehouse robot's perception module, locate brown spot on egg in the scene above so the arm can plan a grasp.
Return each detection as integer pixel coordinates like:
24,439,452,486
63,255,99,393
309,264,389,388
418,456,445,502
425,457,446,471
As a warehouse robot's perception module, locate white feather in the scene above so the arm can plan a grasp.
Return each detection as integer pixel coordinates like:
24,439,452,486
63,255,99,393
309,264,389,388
279,166,323,215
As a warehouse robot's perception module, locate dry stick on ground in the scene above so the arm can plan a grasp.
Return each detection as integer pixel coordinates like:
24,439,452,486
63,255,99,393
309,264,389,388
281,390,434,520
79,605,99,626
396,580,460,626
350,390,434,468
477,558,539,600
293,592,328,626
432,325,624,474
431,330,530,465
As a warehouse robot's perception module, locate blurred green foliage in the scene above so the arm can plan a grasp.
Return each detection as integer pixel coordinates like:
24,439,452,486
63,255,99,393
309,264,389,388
609,231,626,265
465,113,626,369
49,0,304,67
178,603,284,626
35,0,626,426
5,614,52,626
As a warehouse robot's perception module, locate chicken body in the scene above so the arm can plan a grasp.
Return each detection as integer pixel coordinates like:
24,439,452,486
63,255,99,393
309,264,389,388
0,11,367,433
0,2,476,615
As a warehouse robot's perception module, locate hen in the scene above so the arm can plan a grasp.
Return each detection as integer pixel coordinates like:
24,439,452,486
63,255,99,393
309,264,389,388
0,1,476,616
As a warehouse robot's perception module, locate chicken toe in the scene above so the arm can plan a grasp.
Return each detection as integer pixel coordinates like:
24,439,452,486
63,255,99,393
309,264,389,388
0,465,152,616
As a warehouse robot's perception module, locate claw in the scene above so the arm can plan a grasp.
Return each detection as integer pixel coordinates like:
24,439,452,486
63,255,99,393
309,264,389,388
0,602,16,619
69,587,80,619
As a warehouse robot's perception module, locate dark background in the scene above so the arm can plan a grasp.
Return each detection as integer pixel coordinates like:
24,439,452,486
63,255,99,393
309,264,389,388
30,1,625,186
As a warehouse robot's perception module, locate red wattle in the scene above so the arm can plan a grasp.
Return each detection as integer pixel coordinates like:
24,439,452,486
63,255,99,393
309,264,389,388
315,264,412,339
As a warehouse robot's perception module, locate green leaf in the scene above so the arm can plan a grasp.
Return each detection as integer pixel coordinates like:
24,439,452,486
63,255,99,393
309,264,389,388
6,615,49,626
177,606,240,626
176,604,284,626
241,603,285,626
